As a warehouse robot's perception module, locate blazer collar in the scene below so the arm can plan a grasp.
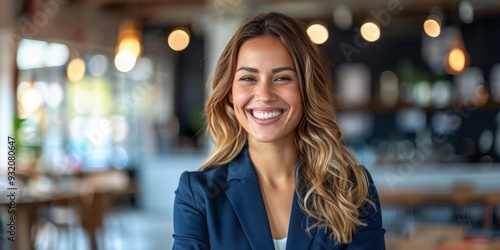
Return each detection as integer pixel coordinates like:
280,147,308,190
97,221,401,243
224,145,316,249
226,144,257,182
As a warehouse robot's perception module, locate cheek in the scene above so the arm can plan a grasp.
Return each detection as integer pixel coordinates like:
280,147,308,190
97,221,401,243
231,87,250,108
283,87,303,109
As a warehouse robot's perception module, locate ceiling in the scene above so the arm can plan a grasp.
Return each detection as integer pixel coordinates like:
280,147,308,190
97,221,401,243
10,0,499,50
73,0,500,27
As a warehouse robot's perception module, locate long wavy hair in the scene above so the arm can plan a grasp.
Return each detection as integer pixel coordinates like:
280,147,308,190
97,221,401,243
200,12,373,244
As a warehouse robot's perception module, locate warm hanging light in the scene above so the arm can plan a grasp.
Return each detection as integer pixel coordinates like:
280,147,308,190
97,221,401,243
360,21,380,42
115,50,137,73
118,36,141,59
168,28,190,51
307,23,329,44
116,19,142,57
424,16,441,37
67,57,86,82
445,47,468,74
115,19,142,72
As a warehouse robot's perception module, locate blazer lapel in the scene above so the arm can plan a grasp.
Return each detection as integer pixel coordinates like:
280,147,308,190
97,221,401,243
224,146,274,250
286,191,316,250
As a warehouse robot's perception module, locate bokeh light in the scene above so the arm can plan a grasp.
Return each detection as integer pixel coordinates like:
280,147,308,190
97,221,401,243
17,39,45,70
360,21,381,42
110,147,129,168
446,48,467,74
114,50,137,72
46,83,64,108
116,19,142,58
413,81,432,107
478,130,493,153
459,1,474,24
333,5,352,30
17,81,31,101
19,84,43,114
380,71,399,106
118,35,142,58
74,91,93,114
111,115,129,142
432,112,461,135
307,23,329,44
67,58,86,82
88,54,109,77
17,39,69,70
43,42,70,67
396,109,426,133
168,29,190,51
424,17,441,37
475,85,490,105
431,81,451,108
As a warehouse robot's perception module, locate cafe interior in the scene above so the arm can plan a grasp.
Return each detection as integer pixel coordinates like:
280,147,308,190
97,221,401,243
0,0,500,249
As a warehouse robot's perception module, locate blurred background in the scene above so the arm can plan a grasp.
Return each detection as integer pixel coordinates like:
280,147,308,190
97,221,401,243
0,0,499,249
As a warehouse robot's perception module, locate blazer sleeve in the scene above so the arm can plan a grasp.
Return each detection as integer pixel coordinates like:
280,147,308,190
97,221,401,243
172,171,210,250
346,167,386,250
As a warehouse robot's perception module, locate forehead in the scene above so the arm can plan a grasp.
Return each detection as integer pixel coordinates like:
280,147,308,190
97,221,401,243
236,35,294,67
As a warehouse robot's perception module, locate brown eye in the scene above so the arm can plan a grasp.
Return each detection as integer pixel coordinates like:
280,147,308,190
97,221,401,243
274,76,292,82
240,76,256,82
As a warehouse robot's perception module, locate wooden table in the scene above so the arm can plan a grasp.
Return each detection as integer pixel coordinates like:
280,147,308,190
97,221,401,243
0,169,132,250
0,191,119,250
1,198,53,250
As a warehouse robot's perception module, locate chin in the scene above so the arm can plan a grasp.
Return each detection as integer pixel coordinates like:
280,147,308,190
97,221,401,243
248,133,278,144
250,132,292,145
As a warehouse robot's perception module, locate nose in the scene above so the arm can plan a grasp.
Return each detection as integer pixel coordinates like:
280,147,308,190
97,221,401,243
255,81,276,102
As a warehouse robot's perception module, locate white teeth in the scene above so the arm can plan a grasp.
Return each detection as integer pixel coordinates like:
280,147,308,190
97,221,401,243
252,110,282,120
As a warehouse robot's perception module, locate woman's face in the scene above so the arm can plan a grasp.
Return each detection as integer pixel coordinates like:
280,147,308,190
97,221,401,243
229,35,303,146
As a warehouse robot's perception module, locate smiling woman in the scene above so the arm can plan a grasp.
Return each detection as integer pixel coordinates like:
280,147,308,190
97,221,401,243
230,36,303,146
173,12,385,250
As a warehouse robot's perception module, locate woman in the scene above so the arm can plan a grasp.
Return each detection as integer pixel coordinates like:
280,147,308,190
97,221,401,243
173,12,385,250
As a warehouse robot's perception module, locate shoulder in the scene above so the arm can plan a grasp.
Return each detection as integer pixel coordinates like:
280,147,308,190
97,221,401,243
357,165,378,200
356,165,384,230
179,165,230,187
356,165,373,179
176,165,231,202
350,165,376,193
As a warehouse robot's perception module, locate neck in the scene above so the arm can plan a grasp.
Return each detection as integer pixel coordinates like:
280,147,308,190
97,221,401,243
248,140,297,188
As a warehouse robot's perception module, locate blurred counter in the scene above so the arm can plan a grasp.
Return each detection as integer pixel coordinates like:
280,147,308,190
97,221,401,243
370,163,500,193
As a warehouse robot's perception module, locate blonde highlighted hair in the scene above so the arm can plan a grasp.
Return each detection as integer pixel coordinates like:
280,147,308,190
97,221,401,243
200,12,373,244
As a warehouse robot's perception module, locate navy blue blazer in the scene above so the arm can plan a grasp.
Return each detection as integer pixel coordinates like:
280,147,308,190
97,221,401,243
173,146,386,249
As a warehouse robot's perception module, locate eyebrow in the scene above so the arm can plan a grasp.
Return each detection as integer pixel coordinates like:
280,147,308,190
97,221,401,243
235,66,296,73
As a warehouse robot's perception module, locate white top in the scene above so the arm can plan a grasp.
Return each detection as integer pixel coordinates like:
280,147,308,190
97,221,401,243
273,237,287,250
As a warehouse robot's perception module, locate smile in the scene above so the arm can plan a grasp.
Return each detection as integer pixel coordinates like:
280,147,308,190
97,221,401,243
252,110,283,120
